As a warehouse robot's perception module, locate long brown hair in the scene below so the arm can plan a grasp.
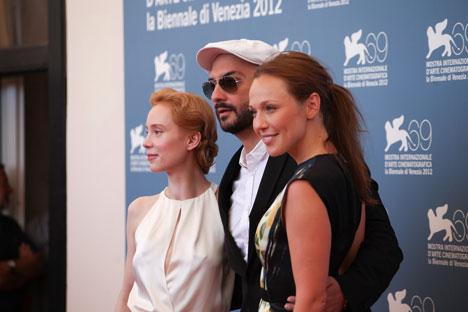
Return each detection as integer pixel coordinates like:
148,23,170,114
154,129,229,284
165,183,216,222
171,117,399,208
254,51,372,203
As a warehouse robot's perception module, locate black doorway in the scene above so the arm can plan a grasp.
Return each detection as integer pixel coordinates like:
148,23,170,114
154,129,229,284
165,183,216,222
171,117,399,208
0,0,66,311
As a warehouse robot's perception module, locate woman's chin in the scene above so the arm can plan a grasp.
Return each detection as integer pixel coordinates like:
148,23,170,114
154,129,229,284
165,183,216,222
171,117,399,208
149,165,164,174
265,147,284,158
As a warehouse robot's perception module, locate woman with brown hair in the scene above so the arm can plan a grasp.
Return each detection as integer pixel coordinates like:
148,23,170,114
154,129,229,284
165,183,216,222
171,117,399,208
115,88,233,312
249,52,368,312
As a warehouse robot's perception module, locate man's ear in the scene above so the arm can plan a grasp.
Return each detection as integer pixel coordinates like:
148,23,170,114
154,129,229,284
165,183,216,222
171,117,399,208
187,131,202,151
305,92,321,119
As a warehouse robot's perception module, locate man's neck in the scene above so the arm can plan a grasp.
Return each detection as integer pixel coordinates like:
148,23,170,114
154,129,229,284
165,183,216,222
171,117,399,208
234,126,261,154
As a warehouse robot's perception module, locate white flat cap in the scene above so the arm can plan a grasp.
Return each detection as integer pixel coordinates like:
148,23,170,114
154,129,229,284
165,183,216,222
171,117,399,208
196,39,278,71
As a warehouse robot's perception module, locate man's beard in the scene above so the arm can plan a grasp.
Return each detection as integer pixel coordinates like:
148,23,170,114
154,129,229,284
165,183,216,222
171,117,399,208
215,102,253,134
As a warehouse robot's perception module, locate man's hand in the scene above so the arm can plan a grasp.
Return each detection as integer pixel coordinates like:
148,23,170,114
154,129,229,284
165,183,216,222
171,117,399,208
0,261,10,276
325,276,346,312
15,243,43,278
284,296,295,311
284,277,346,312
0,243,43,291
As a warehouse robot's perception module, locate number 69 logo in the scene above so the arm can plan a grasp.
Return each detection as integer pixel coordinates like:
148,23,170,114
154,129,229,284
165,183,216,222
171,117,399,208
365,32,388,64
408,119,432,151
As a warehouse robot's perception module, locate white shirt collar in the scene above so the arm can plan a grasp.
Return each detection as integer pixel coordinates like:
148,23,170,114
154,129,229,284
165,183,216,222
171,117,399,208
239,140,268,171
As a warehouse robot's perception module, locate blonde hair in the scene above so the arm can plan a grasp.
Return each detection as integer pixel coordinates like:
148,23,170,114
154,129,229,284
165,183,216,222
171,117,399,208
149,88,218,174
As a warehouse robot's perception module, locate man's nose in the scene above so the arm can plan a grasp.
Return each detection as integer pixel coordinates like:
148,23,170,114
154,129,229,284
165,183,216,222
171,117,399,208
211,82,227,103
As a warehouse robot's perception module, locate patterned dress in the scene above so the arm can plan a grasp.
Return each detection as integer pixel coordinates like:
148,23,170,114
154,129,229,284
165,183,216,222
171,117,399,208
255,154,362,311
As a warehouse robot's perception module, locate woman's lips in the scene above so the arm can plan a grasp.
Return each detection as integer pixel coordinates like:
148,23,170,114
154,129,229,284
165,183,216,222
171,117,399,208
147,153,158,161
261,134,277,145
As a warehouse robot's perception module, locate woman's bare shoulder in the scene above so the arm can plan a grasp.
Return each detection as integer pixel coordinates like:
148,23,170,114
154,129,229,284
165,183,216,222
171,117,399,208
127,194,161,226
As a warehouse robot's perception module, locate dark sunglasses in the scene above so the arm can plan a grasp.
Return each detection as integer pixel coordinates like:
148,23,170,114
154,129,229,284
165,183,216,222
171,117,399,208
202,76,249,99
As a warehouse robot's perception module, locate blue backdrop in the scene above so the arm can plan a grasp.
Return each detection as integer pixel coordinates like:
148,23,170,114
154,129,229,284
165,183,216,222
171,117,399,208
124,1,468,310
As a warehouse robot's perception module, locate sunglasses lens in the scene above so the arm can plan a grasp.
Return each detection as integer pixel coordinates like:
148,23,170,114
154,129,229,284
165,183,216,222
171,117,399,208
219,76,238,93
202,81,215,99
202,76,239,99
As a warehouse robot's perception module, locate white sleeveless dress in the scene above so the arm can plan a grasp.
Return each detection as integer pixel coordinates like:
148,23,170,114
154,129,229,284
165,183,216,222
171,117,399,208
127,182,234,312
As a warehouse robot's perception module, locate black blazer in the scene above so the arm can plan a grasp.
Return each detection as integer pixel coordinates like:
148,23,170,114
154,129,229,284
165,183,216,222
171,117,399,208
218,148,297,312
218,147,403,312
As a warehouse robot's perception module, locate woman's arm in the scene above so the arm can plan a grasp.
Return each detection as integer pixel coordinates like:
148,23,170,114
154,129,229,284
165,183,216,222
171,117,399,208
284,180,331,312
114,200,143,312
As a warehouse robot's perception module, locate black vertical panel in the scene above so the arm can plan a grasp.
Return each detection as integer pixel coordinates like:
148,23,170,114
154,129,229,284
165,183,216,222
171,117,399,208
47,0,67,311
0,81,2,158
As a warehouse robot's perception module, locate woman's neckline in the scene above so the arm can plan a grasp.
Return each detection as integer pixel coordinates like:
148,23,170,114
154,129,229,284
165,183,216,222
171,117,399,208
297,153,337,167
163,182,214,202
